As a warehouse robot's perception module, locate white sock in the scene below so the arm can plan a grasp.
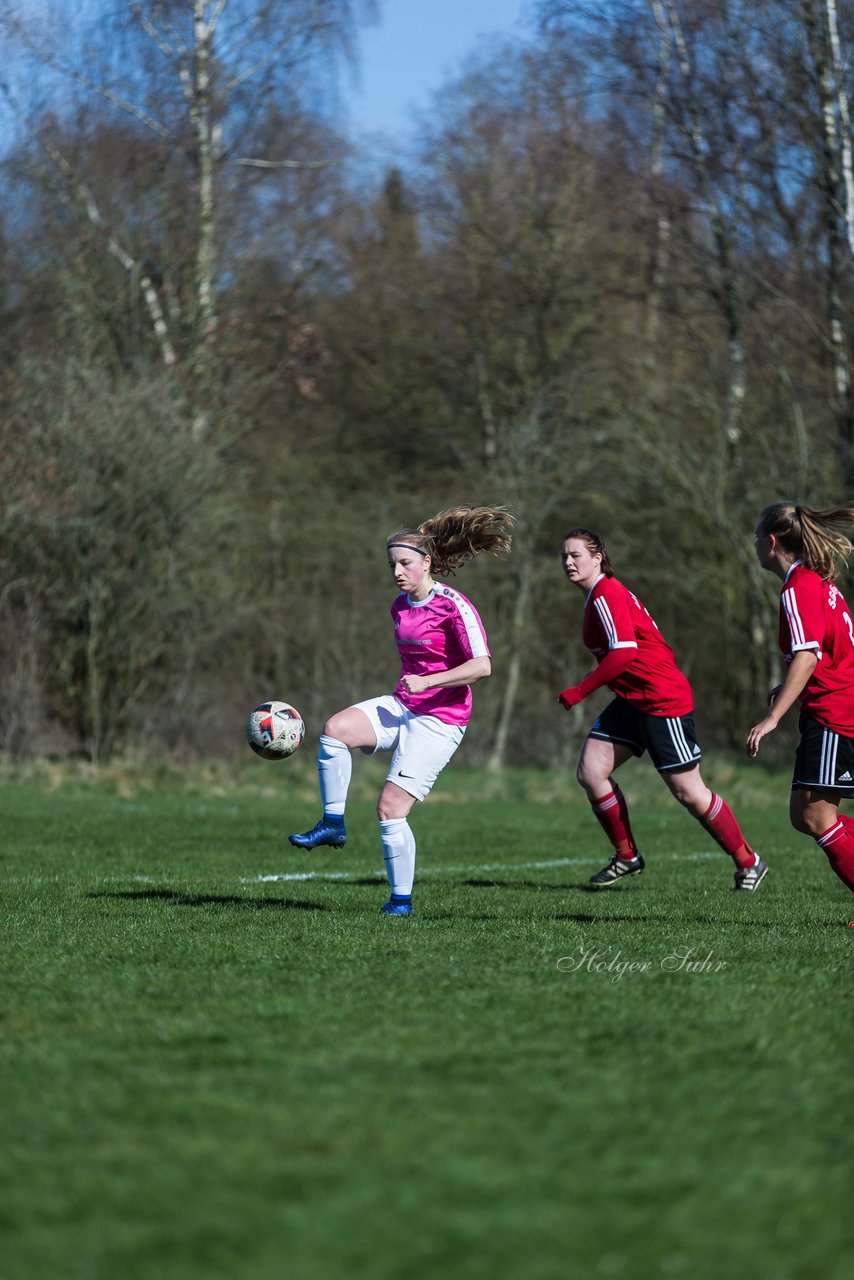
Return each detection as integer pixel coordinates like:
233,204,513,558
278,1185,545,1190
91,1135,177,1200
380,818,416,896
318,734,352,817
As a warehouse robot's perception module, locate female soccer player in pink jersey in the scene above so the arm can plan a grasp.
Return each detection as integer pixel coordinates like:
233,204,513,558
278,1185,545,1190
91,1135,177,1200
290,505,513,915
748,502,854,903
558,529,766,890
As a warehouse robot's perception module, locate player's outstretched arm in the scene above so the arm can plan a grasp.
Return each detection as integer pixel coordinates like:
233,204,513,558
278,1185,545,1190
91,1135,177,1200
746,650,817,757
557,648,635,709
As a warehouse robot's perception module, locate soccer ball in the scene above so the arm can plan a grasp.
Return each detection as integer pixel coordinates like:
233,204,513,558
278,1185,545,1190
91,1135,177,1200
246,700,305,760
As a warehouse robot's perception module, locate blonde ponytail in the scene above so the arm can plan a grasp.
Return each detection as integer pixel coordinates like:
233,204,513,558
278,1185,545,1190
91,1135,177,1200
388,505,514,577
758,501,854,581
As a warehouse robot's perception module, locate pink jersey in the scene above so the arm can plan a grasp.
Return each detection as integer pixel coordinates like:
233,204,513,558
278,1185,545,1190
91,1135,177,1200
778,561,854,736
391,585,490,726
583,575,694,716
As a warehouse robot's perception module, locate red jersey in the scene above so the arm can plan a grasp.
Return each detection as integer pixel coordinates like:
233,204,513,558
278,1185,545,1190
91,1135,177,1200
582,575,694,716
778,561,854,736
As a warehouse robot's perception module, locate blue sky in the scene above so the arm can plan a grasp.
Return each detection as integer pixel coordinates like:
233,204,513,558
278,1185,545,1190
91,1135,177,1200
346,0,534,139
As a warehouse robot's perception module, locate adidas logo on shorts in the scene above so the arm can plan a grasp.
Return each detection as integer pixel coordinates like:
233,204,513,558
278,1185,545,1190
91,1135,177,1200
839,770,853,782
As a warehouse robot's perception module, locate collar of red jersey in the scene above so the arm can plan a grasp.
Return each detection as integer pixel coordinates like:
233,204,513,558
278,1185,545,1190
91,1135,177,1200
783,559,804,585
584,572,607,604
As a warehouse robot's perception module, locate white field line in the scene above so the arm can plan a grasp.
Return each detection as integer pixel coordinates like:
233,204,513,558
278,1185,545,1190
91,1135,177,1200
0,852,726,888
244,851,722,884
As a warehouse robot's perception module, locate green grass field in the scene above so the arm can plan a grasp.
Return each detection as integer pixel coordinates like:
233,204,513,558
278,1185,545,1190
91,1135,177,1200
1,758,852,1280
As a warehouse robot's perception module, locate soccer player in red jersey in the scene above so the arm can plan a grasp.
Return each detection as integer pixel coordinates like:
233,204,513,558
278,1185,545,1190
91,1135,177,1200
747,502,854,903
558,529,766,890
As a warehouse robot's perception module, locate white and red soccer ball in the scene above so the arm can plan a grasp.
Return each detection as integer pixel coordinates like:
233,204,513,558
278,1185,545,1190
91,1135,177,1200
246,700,305,760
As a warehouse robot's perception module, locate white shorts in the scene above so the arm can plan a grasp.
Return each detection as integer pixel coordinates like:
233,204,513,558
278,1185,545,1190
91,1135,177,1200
352,694,465,801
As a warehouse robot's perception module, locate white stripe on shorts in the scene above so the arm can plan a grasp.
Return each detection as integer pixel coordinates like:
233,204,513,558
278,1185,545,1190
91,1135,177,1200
819,727,839,787
666,717,694,766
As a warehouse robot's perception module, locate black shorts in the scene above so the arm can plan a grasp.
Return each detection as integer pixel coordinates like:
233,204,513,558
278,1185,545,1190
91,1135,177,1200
587,697,702,774
792,710,854,795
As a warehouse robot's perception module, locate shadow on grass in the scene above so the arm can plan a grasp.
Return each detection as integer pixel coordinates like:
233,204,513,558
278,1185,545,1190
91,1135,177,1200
88,888,326,911
551,912,599,923
454,877,646,893
552,910,792,928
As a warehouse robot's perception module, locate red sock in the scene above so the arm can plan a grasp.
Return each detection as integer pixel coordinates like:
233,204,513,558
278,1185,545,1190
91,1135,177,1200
816,821,854,894
590,787,637,859
701,793,755,869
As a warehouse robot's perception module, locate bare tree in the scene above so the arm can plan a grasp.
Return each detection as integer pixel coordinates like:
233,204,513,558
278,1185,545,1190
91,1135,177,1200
825,0,854,257
645,10,672,359
801,0,854,482
0,0,376,434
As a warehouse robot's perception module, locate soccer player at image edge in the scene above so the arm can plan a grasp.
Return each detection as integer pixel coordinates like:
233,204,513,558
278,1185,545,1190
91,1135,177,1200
748,502,854,917
557,528,766,891
289,504,513,916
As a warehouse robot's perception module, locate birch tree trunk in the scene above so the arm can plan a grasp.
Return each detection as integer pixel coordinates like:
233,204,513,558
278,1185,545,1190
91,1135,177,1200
825,0,854,258
803,0,854,484
188,0,219,437
649,0,746,472
487,556,531,772
645,11,671,359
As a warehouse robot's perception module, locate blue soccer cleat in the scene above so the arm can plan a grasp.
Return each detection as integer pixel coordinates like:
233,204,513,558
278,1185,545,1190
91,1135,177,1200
380,896,413,916
288,817,347,850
